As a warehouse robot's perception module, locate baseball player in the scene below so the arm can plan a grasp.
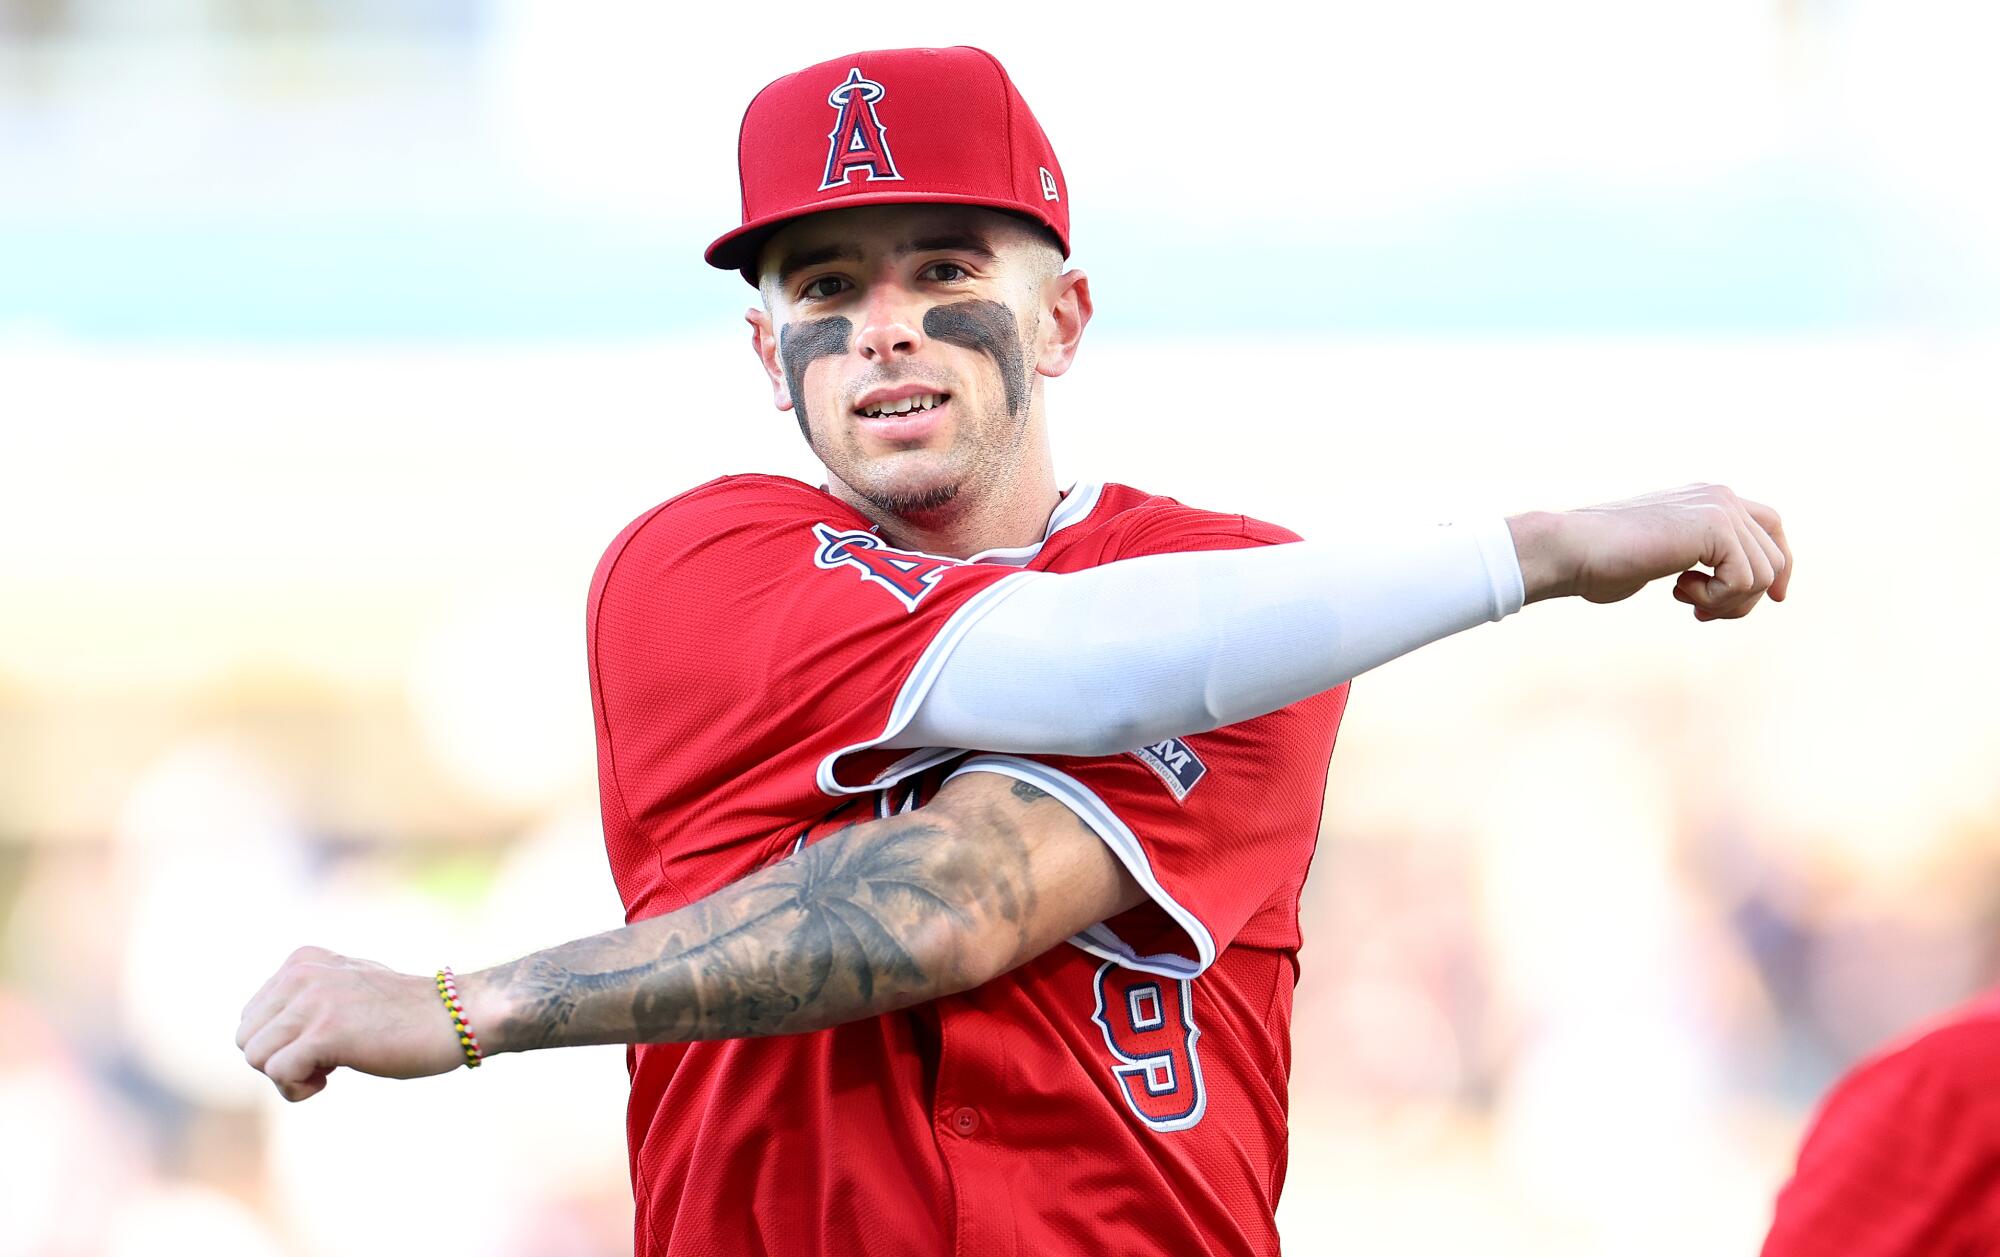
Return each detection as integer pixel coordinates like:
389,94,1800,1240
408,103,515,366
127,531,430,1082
238,46,1792,1256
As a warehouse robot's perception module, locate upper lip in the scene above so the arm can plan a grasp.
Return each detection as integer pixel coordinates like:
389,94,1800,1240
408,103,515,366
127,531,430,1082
852,383,951,415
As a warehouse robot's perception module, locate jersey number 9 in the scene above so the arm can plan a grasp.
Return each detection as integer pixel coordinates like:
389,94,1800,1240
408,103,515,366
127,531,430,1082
1091,960,1207,1132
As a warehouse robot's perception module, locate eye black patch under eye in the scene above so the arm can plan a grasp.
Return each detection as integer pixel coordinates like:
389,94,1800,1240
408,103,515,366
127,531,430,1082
924,300,1028,418
778,316,853,438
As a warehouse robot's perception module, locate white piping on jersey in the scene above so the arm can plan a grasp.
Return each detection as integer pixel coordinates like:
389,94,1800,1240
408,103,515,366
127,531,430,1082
813,572,1040,797
944,754,1218,981
812,482,1108,799
872,787,921,820
959,481,1102,567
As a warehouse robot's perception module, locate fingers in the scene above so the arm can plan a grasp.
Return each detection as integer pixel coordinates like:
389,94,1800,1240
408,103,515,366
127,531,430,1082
1673,570,1748,621
238,946,345,1100
1738,496,1793,601
263,1039,334,1103
237,974,292,1051
1725,508,1775,616
241,1008,304,1076
1685,503,1759,618
241,1007,333,1101
1671,570,1704,610
1675,487,1794,621
236,946,342,1050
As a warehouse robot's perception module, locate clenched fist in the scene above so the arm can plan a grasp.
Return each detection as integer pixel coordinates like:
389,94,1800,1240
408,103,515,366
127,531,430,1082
1509,483,1793,618
236,946,474,1102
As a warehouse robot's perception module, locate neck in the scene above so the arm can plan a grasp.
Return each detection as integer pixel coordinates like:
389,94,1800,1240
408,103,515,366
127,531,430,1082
830,452,1061,560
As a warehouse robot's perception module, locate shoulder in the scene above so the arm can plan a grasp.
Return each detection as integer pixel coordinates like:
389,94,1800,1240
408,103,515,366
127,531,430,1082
608,473,846,550
588,473,867,625
1088,482,1302,558
594,474,857,577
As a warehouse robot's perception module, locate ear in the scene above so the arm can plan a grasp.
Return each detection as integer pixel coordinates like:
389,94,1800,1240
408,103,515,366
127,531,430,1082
1034,269,1092,379
746,306,793,411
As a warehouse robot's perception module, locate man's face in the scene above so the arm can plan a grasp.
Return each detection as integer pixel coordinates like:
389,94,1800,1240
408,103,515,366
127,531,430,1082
748,204,1068,521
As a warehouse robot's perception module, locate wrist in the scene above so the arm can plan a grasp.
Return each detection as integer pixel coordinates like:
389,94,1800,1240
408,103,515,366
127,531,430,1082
450,966,518,1058
1506,511,1574,604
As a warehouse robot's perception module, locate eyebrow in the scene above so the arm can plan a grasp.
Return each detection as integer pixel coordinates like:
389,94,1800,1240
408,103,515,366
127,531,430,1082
773,244,860,288
903,232,997,261
772,231,999,289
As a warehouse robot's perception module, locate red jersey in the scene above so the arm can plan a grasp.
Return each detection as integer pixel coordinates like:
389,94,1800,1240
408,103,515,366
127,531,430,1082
586,474,1349,1257
1762,987,2000,1256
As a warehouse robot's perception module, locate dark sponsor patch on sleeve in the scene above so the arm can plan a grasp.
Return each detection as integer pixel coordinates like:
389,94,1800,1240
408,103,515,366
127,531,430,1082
1129,737,1207,802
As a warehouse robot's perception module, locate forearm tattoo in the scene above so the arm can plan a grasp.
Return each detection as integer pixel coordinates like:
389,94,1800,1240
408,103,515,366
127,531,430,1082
482,809,1043,1050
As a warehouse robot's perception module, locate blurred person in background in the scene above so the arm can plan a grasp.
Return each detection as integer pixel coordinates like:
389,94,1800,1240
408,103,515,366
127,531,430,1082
236,45,1791,1257
1762,984,2000,1255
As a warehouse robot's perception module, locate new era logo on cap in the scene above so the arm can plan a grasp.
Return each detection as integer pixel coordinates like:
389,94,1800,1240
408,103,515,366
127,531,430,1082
706,46,1071,282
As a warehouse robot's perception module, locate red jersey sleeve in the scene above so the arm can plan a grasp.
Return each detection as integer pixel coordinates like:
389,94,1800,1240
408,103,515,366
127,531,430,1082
588,475,1031,870
1762,998,2000,1256
944,508,1348,977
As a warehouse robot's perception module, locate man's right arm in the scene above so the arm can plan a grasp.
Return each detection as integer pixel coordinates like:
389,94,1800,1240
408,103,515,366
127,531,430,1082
236,771,1142,1099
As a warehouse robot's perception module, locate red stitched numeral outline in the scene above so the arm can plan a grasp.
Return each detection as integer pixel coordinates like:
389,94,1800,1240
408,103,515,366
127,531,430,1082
1091,960,1207,1132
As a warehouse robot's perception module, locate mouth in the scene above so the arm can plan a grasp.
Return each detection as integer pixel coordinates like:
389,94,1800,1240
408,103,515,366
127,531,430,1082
853,389,951,419
852,388,953,444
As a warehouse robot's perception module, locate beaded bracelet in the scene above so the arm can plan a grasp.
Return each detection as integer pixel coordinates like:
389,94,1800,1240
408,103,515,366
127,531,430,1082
434,967,484,1069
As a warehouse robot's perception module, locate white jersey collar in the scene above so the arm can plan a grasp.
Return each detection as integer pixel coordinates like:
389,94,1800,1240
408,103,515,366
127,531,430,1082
961,482,1104,567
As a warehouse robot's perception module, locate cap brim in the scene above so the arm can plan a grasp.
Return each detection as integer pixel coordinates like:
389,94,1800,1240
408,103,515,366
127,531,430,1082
705,190,1069,285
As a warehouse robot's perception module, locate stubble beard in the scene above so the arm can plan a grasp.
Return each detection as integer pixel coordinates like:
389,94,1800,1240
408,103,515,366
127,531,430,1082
842,393,1030,527
860,478,962,518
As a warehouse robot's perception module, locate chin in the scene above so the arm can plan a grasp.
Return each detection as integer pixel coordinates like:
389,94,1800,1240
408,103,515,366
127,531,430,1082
846,451,965,519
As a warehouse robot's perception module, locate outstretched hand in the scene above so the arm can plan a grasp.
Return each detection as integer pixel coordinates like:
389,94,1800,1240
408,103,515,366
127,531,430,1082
1511,483,1793,618
236,946,470,1102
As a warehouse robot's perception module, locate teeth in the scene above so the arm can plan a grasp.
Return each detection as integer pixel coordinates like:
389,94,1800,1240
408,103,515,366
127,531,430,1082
862,393,944,418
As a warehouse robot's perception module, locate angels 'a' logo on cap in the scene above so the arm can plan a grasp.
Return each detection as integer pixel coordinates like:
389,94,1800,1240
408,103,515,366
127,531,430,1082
820,68,903,191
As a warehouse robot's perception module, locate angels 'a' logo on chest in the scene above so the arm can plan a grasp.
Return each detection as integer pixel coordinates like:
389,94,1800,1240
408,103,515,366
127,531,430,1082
810,523,962,611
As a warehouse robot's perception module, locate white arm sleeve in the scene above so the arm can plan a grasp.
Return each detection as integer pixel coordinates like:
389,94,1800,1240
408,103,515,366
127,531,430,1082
882,518,1525,756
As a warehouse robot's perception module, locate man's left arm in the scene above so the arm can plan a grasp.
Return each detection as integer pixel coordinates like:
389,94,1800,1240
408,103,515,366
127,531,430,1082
236,772,1141,1102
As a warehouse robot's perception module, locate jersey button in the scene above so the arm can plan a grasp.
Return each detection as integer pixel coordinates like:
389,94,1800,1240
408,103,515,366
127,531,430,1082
950,1106,980,1137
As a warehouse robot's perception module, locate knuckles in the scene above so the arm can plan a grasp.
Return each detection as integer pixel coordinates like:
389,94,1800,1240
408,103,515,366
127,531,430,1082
242,947,345,1093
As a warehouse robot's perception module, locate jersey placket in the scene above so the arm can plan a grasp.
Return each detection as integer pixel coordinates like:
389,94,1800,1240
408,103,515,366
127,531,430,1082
933,986,1021,1256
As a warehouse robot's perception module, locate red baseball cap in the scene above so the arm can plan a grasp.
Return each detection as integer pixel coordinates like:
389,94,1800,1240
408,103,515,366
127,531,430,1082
706,46,1070,284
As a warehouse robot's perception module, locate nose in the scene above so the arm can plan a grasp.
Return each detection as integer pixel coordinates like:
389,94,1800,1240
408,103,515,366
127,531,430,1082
853,279,926,363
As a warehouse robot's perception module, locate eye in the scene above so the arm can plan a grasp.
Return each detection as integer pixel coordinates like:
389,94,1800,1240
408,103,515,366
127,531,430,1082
800,275,848,301
924,261,970,283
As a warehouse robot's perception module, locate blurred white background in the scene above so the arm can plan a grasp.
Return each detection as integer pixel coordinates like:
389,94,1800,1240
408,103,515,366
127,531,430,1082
3,2,1998,1253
